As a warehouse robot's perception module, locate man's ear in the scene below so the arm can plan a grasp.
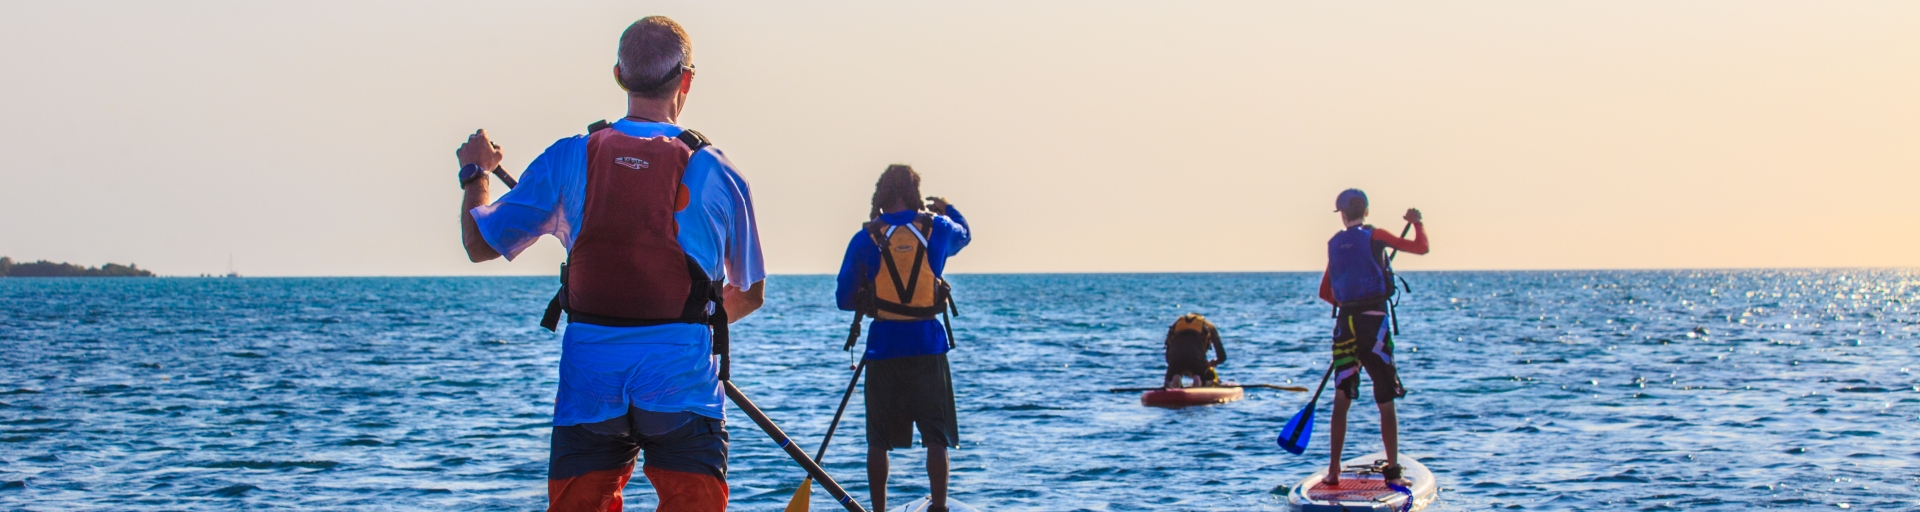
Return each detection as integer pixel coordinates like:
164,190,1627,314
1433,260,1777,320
678,71,694,94
612,65,629,92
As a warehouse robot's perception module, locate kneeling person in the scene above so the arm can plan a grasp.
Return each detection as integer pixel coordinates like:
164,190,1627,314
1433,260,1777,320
1163,313,1227,388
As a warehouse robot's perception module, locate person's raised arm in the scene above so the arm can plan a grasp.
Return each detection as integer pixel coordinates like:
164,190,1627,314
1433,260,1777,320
458,130,505,262
1371,208,1428,255
927,197,971,256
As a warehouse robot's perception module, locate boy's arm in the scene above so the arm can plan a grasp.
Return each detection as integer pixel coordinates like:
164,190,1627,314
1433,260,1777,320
1318,267,1336,305
1370,209,1428,254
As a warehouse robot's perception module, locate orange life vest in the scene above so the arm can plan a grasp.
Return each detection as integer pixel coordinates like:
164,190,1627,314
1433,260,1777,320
859,214,950,321
843,213,959,352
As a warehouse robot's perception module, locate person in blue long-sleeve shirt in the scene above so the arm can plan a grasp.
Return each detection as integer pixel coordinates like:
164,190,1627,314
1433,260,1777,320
834,164,969,512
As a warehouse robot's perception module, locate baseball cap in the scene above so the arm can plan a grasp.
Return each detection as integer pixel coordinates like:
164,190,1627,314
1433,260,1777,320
1334,188,1368,212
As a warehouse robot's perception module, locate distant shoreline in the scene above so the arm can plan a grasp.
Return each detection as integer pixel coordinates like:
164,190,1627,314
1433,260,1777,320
0,257,154,278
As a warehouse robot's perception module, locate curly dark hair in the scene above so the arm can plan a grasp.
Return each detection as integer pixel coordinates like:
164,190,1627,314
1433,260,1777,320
869,164,923,219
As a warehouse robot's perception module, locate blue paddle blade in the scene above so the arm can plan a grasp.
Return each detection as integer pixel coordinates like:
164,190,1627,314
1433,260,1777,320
1277,401,1317,455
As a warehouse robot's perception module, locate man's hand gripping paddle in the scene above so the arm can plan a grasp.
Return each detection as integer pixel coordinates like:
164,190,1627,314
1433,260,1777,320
1277,364,1334,455
785,361,867,512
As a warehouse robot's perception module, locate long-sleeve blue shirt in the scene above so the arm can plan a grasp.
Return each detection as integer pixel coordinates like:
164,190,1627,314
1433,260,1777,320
834,207,971,360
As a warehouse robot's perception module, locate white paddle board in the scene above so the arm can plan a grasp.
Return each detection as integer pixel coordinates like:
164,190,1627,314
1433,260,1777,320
886,496,981,512
1285,452,1438,512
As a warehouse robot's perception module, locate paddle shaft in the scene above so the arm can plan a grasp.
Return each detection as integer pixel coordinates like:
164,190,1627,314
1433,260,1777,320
815,361,866,462
1387,221,1412,335
485,165,519,189
725,381,868,512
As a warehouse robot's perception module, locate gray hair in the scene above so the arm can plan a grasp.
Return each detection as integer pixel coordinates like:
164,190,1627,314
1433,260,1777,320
617,16,693,98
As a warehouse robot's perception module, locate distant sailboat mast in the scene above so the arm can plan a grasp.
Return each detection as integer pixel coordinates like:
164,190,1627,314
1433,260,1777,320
227,254,240,278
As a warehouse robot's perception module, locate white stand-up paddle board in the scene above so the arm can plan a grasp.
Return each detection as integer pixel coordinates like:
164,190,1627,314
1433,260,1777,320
1285,452,1438,512
886,496,981,512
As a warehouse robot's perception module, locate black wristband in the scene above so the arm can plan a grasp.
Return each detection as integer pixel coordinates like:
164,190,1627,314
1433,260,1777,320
459,163,486,189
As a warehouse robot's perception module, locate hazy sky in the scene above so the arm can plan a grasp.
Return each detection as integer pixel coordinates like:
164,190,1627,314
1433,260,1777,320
3,1,1916,276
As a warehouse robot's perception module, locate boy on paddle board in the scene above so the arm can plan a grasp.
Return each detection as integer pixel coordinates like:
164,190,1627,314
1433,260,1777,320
455,17,766,511
834,165,971,512
1163,313,1228,388
1317,188,1426,486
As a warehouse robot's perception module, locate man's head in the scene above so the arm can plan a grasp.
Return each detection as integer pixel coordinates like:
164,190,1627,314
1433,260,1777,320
870,164,924,219
616,16,693,100
1335,188,1369,222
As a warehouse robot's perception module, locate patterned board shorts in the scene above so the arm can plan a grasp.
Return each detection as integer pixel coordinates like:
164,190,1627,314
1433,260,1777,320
1332,312,1406,403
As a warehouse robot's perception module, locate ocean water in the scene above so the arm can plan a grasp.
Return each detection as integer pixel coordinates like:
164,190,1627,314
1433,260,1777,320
1,271,1916,511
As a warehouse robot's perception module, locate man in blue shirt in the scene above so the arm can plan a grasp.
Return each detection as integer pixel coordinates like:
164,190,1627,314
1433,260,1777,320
834,165,971,512
454,16,764,512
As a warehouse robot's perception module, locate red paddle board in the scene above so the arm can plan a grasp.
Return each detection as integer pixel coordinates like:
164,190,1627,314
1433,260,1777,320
1140,386,1244,407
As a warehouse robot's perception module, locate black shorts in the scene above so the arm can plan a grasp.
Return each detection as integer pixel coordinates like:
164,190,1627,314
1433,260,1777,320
1332,312,1405,403
549,406,729,481
865,353,958,450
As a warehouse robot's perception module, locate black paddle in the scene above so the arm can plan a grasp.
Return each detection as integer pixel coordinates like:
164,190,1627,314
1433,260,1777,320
726,381,869,512
1387,221,1412,335
489,165,518,188
1277,364,1334,455
785,361,867,511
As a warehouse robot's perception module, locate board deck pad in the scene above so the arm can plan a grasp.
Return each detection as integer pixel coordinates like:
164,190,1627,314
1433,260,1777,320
1306,475,1402,502
1285,452,1437,512
887,496,980,512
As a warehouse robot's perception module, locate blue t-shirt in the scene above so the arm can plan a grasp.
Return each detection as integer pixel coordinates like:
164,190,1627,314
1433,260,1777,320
834,208,972,360
469,119,765,426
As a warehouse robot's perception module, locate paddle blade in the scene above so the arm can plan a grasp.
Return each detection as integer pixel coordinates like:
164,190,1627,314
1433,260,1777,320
784,477,812,512
1277,401,1317,455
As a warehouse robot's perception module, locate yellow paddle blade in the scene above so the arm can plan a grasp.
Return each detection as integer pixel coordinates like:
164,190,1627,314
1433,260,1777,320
784,477,813,512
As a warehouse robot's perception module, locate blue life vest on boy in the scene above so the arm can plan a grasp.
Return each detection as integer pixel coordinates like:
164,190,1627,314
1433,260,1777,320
1327,225,1393,307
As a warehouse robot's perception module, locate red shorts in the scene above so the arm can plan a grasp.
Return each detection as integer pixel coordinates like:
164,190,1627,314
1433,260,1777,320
548,407,729,511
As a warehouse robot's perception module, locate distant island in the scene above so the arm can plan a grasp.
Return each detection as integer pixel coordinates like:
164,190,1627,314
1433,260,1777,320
0,257,155,277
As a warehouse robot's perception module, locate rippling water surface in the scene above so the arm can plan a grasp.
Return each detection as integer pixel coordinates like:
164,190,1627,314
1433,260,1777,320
2,271,1916,510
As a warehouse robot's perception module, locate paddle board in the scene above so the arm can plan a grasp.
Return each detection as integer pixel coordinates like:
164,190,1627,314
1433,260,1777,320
1285,452,1438,512
1140,386,1244,407
886,496,981,512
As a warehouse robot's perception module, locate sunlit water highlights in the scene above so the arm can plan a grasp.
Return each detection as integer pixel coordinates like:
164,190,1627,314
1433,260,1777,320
1,271,1915,510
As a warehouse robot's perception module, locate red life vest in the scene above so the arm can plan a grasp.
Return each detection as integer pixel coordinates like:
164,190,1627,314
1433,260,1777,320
538,121,730,373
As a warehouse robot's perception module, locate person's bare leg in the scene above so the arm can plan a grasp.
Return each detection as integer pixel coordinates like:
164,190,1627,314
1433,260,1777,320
1326,389,1351,485
868,445,889,512
1379,399,1404,483
928,443,949,510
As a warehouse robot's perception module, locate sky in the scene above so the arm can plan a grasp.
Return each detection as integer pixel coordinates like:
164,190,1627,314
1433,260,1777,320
2,1,1917,276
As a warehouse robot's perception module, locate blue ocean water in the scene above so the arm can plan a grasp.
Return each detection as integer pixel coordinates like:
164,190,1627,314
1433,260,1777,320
1,271,1915,510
